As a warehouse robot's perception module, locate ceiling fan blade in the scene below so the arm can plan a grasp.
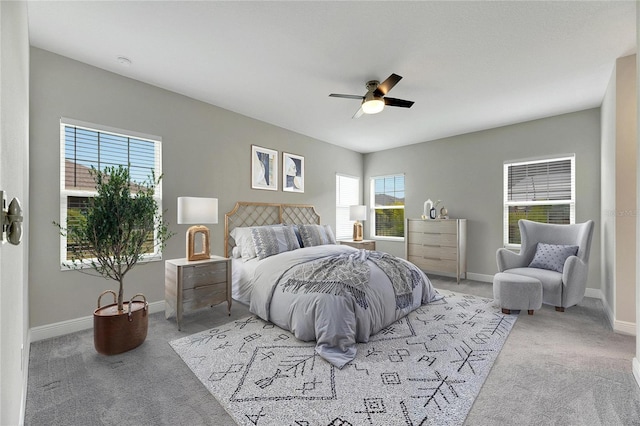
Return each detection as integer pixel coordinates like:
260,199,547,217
374,73,402,96
352,106,364,119
384,97,414,108
329,94,365,100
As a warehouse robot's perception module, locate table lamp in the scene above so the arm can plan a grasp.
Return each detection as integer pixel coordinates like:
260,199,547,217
349,205,367,241
177,197,218,261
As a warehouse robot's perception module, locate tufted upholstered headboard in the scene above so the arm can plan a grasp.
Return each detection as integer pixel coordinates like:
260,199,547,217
224,202,320,258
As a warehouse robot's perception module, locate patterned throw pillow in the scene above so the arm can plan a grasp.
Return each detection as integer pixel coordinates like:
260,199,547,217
230,224,283,261
528,243,579,273
250,225,301,260
298,224,337,247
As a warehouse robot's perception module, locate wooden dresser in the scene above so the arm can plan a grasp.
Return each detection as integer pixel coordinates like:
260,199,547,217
165,256,231,330
405,219,467,283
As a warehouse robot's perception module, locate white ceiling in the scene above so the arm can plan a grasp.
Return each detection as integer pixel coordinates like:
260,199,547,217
27,1,636,153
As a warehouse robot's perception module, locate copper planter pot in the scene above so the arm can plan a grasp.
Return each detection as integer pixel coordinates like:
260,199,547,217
93,291,148,355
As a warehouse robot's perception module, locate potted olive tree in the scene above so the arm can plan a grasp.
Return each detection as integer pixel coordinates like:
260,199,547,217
56,165,172,355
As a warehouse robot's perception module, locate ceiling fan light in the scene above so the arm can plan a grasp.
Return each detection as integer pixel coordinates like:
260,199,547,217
362,98,384,114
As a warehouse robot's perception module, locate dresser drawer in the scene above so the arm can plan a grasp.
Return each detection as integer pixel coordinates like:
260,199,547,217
407,244,458,261
405,218,466,283
407,231,458,247
407,220,457,234
408,256,458,274
181,262,228,290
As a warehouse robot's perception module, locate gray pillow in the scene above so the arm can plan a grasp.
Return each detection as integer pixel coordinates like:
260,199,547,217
298,224,336,247
529,243,578,273
250,225,300,260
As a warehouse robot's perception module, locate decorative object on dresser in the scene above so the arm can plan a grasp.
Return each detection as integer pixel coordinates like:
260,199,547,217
177,197,218,261
422,199,441,220
338,239,375,250
406,218,467,283
251,145,278,191
54,165,173,355
349,204,367,241
165,256,231,330
283,152,304,193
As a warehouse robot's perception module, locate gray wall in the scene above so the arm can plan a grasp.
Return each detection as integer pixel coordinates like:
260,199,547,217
364,109,602,291
0,2,30,424
29,48,362,327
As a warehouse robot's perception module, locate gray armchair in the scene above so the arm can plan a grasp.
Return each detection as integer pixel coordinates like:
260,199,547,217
496,219,594,312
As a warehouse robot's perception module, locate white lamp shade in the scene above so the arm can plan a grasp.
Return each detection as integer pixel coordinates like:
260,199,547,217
177,197,218,224
349,205,367,221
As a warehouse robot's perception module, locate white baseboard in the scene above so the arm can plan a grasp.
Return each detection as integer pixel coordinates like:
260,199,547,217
633,358,640,390
584,288,603,300
466,272,494,283
613,319,637,336
30,300,165,342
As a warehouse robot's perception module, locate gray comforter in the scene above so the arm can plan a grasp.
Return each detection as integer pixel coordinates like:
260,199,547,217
249,244,440,367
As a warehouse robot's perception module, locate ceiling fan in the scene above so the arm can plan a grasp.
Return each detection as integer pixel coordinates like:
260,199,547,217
329,73,415,118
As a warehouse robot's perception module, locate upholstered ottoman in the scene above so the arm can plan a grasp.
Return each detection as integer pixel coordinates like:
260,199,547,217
493,272,542,315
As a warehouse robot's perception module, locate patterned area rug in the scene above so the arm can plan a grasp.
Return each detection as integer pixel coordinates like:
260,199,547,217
170,291,516,426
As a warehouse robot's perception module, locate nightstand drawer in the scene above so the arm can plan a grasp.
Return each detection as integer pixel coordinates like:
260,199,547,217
183,282,228,311
182,262,227,290
165,256,232,330
339,240,376,250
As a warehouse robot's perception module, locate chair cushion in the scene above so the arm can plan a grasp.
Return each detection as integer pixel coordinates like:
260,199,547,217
528,243,578,273
504,267,564,306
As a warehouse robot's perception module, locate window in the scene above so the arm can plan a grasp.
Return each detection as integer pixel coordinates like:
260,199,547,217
371,174,405,239
335,174,360,240
60,118,163,266
504,155,575,247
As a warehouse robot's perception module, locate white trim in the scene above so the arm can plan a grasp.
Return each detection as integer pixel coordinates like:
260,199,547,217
584,287,603,300
20,331,31,426
633,358,640,390
30,300,164,342
613,319,637,336
467,272,494,283
60,117,162,143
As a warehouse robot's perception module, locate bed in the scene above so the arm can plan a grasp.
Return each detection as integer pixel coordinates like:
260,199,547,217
225,201,441,368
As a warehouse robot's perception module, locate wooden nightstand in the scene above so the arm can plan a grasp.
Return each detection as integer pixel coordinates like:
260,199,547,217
165,256,231,330
339,239,376,250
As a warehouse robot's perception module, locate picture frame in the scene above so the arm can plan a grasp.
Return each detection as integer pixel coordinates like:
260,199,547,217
251,145,278,191
282,152,304,193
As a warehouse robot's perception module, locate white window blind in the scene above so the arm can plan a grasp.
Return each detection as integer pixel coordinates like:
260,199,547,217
371,174,405,239
59,119,163,266
503,155,575,247
336,174,360,240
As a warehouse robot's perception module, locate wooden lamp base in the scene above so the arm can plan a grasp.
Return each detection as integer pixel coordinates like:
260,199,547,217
186,225,210,261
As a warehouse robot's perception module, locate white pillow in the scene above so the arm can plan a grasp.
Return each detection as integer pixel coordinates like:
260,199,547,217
230,227,256,261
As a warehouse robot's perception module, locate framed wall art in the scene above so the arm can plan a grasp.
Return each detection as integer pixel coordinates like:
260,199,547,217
283,152,304,193
251,145,278,191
